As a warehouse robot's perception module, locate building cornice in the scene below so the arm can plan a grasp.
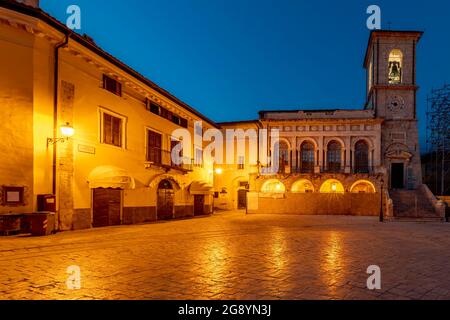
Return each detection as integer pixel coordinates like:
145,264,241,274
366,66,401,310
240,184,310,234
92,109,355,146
0,1,219,128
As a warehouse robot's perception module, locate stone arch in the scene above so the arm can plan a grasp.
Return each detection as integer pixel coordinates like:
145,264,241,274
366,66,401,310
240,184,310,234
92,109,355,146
297,137,318,151
352,137,374,151
388,49,403,84
261,179,286,193
319,179,345,194
291,179,315,193
350,180,376,193
324,137,346,150
148,174,182,191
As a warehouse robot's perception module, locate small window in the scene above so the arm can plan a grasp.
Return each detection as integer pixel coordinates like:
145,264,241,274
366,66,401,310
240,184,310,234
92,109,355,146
2,186,24,206
194,148,203,167
103,75,122,96
149,101,160,115
102,112,123,147
160,107,171,121
180,118,188,128
171,115,180,125
147,129,162,164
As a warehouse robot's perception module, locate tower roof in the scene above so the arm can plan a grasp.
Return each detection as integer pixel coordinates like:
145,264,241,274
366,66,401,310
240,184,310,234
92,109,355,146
363,30,423,68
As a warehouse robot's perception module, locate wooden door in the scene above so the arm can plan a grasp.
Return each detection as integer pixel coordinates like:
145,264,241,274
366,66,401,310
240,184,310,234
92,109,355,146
93,188,122,228
157,180,174,220
194,195,205,216
238,189,247,209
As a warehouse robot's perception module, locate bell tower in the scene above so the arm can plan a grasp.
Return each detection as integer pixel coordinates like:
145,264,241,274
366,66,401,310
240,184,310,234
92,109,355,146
364,30,423,189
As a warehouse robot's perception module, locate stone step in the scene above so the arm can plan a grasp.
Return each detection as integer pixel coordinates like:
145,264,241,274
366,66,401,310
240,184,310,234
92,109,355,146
390,189,441,220
387,216,444,223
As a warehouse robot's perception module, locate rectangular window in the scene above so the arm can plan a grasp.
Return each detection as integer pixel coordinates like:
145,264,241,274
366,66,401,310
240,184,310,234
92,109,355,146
149,101,159,116
171,139,183,167
103,75,122,96
2,186,24,206
180,118,188,128
160,107,171,121
194,148,203,167
147,130,162,164
103,113,123,147
237,156,245,170
171,115,180,126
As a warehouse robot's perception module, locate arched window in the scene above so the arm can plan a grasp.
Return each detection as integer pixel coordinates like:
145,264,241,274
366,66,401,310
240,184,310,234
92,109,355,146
319,179,345,194
350,180,376,193
327,141,342,172
300,141,315,173
273,140,289,173
354,140,369,173
261,179,286,193
388,49,403,84
291,179,315,193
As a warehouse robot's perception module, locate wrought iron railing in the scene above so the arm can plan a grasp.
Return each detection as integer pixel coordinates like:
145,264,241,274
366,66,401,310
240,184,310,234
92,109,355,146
147,148,193,171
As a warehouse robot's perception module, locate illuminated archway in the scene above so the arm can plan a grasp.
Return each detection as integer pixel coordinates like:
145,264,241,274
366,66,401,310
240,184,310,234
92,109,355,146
350,180,376,193
388,49,403,84
261,179,286,193
319,179,344,194
291,179,315,193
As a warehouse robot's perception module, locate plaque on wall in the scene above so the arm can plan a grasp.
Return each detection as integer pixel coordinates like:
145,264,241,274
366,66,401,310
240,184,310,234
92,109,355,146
78,144,96,155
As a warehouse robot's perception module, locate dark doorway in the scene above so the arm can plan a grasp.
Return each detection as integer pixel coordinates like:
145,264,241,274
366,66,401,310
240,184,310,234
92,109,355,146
93,188,122,228
391,163,405,189
194,195,205,216
157,180,174,220
238,189,247,209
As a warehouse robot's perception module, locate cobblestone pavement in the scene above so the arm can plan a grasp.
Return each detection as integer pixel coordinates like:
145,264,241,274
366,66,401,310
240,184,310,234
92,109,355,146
1,211,450,300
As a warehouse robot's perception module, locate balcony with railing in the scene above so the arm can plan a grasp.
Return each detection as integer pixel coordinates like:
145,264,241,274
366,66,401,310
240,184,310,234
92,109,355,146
146,148,193,172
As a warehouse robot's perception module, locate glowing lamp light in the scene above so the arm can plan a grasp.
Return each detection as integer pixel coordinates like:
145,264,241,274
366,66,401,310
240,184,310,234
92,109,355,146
215,168,223,175
47,122,75,147
60,123,75,138
275,183,282,190
331,183,337,192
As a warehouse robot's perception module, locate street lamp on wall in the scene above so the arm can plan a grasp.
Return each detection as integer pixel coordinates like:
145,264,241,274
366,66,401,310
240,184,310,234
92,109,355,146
47,123,75,147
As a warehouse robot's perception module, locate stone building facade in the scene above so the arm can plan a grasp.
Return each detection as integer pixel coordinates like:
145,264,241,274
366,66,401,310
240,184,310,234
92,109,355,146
213,31,445,219
0,1,215,230
0,1,445,229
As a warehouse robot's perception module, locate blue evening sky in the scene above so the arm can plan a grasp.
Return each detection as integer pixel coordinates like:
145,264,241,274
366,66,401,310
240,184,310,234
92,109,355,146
41,0,450,151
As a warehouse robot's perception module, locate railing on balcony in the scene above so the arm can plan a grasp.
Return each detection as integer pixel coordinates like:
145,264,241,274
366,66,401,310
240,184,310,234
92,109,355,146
147,148,193,172
290,165,315,174
320,166,345,174
353,166,374,174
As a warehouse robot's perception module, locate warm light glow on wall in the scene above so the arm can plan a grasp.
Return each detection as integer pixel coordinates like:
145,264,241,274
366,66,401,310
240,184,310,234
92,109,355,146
350,180,376,193
291,179,315,193
60,123,75,138
261,179,286,193
319,179,344,194
215,168,223,175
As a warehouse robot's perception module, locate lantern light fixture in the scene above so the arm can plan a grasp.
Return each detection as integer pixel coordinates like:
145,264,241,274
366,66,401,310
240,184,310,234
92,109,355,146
47,122,75,146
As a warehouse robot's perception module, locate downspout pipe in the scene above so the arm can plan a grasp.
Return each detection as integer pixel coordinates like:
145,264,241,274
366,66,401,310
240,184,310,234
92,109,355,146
52,33,69,196
52,33,69,231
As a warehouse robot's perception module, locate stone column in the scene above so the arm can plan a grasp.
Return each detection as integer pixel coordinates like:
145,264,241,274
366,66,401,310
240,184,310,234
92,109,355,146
345,137,351,173
57,81,75,231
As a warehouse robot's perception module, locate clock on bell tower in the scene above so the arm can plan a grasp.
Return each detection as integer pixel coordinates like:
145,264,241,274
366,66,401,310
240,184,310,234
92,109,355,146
364,30,424,189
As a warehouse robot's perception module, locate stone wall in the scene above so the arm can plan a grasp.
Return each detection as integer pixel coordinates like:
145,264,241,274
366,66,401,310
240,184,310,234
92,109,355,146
248,192,380,216
0,24,34,214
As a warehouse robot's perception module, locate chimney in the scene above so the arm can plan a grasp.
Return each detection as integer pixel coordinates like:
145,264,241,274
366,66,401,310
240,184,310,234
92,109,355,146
15,0,40,8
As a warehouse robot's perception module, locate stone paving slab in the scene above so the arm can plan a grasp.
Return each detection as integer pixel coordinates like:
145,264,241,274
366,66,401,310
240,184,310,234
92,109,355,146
0,211,450,300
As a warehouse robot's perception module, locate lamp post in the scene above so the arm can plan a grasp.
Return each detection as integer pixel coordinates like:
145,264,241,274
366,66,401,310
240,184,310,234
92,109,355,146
379,179,384,222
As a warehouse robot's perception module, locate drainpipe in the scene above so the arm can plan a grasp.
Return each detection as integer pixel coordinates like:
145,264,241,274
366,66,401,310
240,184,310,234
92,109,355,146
52,33,70,228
